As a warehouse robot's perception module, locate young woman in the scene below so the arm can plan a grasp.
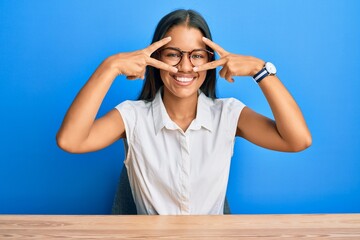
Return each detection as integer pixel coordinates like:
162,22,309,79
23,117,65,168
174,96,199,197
57,9,312,215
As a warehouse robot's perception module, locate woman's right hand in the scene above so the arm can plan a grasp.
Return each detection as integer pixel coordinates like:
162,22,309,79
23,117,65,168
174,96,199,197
57,37,178,153
106,36,178,80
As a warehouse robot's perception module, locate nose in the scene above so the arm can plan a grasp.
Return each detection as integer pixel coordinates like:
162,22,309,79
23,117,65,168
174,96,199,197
177,53,194,72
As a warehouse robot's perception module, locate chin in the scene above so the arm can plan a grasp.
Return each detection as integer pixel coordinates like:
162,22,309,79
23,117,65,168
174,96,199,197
165,85,199,99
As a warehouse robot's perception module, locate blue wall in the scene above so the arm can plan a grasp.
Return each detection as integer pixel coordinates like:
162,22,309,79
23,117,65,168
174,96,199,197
1,0,359,214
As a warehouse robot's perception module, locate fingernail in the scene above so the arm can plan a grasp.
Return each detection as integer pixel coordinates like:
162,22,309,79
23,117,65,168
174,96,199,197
193,67,198,72
172,67,178,72
202,37,208,41
166,36,171,40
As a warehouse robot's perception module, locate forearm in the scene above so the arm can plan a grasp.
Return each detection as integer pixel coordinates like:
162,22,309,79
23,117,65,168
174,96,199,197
57,58,118,148
258,75,312,151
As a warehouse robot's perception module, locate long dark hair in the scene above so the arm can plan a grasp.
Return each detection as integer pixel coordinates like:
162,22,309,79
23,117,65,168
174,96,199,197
138,9,217,101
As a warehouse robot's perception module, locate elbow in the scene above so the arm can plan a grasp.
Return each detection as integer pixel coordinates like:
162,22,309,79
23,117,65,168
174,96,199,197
56,133,82,154
288,133,312,152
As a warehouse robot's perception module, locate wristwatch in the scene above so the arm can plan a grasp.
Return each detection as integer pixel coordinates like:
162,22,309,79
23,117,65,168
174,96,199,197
253,62,277,83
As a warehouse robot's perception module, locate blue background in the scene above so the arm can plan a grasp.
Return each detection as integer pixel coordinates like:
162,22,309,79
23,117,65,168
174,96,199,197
1,0,359,214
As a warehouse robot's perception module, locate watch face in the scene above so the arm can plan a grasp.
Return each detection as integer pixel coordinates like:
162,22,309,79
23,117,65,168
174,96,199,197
265,62,277,74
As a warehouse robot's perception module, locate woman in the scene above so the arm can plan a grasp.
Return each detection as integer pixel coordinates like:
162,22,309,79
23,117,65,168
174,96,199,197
57,9,312,214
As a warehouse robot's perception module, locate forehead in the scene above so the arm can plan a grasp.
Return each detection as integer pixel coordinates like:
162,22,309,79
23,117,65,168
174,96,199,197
163,25,205,50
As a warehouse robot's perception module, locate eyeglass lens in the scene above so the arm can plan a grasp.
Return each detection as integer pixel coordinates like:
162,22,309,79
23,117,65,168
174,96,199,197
160,48,211,67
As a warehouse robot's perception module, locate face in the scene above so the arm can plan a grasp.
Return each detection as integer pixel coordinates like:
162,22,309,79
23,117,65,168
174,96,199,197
159,25,209,100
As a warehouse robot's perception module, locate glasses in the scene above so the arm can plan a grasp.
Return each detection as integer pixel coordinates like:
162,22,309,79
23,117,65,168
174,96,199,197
158,47,214,67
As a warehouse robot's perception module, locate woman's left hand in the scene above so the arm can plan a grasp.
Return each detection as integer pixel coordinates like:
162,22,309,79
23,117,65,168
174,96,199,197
193,37,265,83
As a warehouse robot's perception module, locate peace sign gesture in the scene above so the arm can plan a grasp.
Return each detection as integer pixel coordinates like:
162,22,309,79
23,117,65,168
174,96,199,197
109,37,178,80
193,37,264,83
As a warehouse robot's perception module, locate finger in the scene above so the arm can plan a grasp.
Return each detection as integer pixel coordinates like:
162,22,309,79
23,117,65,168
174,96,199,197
193,58,227,72
126,76,139,80
202,37,228,57
219,67,227,79
144,37,172,55
225,71,235,83
147,57,178,73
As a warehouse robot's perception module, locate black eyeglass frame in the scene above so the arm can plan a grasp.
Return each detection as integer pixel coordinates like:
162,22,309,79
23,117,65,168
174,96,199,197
157,47,214,67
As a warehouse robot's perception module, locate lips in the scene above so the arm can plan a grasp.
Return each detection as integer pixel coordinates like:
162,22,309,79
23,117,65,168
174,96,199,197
175,76,194,82
171,74,196,85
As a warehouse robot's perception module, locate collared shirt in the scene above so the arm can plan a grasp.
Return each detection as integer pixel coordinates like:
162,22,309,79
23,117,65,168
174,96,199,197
115,90,245,215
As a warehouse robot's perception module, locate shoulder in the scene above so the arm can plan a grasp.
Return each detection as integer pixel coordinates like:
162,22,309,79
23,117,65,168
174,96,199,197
114,99,152,122
198,95,246,135
202,95,246,112
199,94,246,122
114,100,153,138
115,99,151,112
215,97,245,107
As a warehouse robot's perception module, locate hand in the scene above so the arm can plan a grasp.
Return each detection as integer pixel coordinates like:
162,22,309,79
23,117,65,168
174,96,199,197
193,37,264,83
107,37,178,80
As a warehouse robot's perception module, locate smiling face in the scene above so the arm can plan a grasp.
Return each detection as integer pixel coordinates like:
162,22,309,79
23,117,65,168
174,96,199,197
159,25,208,100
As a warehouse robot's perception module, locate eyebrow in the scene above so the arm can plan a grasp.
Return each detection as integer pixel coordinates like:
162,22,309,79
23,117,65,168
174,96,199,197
163,46,209,51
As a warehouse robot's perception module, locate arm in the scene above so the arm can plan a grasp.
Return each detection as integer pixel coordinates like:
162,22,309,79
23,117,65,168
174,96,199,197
236,75,312,152
56,37,178,153
56,58,124,154
195,37,312,152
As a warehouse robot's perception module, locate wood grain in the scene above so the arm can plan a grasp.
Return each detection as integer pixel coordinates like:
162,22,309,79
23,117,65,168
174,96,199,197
0,214,359,239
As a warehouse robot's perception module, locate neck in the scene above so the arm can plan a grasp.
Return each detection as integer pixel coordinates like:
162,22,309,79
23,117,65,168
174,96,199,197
162,90,198,127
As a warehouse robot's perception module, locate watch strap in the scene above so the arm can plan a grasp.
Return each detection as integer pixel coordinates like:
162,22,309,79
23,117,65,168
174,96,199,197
253,68,269,83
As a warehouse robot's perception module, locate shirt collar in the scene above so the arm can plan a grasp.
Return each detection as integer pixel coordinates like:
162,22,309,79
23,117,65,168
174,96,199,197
152,88,214,135
152,89,177,134
192,91,213,132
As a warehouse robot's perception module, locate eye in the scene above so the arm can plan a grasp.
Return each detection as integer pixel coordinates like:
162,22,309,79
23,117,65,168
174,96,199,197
166,52,181,58
191,54,205,59
191,50,207,59
161,49,181,58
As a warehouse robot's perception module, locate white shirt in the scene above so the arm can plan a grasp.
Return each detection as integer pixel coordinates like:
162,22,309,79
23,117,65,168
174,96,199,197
115,90,245,215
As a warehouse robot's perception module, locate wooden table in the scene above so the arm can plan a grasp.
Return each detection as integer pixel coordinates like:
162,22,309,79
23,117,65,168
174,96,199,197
1,214,360,239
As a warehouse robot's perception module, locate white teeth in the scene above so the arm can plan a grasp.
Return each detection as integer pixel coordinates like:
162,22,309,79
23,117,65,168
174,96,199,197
175,77,194,82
